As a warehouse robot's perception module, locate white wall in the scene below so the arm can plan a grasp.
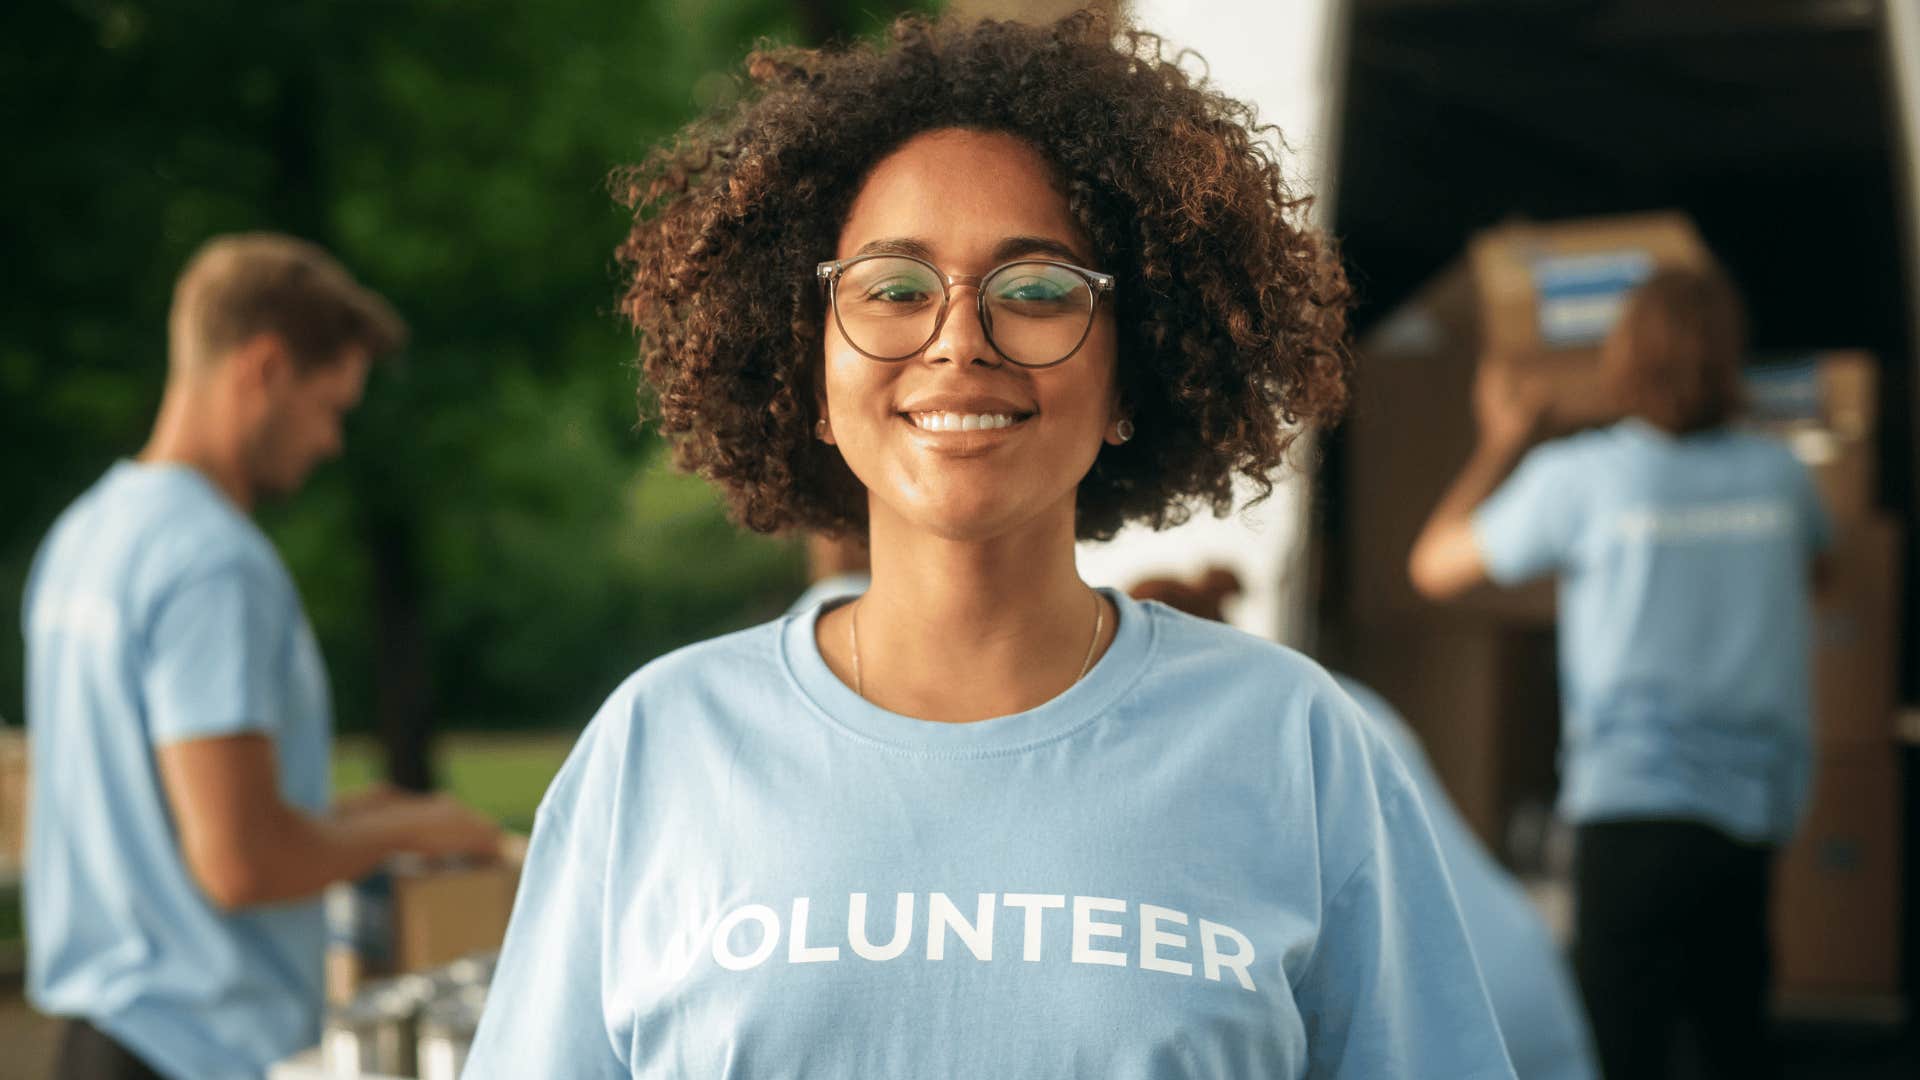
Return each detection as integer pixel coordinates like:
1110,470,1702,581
1076,0,1348,644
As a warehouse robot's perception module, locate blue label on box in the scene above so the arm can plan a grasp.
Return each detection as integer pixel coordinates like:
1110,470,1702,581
1531,250,1655,346
1743,356,1823,424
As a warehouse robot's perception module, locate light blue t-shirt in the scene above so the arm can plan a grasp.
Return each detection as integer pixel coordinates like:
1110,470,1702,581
464,592,1515,1078
22,461,333,1080
1334,677,1597,1080
1472,420,1829,843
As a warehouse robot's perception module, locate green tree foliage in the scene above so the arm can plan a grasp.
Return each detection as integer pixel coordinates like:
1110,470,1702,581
0,0,928,734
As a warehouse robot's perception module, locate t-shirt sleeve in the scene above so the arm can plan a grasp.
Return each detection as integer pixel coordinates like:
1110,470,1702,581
464,705,630,1078
1471,442,1583,586
1296,704,1517,1079
141,561,291,746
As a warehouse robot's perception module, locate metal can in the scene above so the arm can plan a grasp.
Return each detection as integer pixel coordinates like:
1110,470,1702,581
322,994,410,1077
416,985,487,1080
442,950,498,988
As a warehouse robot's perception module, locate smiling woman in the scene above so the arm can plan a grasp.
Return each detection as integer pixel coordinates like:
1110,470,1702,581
463,11,1518,1079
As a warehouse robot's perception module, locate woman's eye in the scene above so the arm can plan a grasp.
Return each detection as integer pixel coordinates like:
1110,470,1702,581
994,276,1072,303
865,279,935,303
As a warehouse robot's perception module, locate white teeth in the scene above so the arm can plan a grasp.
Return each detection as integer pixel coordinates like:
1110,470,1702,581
909,412,1019,431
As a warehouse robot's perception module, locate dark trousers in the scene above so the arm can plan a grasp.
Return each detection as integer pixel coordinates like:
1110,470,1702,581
55,1018,166,1080
1573,820,1776,1080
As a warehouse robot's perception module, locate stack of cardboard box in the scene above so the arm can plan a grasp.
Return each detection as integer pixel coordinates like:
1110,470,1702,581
1753,354,1906,999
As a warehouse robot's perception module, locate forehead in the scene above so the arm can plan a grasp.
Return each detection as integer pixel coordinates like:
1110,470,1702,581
836,129,1088,262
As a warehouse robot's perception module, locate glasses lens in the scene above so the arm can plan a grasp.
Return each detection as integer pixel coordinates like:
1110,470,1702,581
835,256,944,360
982,262,1096,366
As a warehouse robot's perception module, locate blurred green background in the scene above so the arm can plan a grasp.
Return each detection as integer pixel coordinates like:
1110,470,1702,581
0,0,933,769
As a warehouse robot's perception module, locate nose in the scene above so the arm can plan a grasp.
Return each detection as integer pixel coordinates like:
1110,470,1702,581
922,282,1001,368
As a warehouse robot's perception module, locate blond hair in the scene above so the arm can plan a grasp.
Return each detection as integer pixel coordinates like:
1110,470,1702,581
168,232,407,373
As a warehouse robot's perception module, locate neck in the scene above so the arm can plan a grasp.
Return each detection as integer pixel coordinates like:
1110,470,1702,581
841,497,1112,723
138,383,255,512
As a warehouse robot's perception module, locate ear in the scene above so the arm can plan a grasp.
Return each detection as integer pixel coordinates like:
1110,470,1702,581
229,332,294,395
813,386,836,446
1102,385,1131,446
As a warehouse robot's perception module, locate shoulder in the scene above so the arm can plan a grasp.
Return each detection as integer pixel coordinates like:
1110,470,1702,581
33,467,287,616
1537,425,1622,470
548,619,789,787
1732,429,1806,475
1134,602,1388,773
625,617,788,704
1137,600,1348,703
111,471,287,598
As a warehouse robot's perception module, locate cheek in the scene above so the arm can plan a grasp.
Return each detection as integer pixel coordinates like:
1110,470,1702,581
821,346,893,427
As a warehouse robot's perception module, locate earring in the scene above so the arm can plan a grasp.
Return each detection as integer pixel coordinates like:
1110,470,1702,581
815,418,832,442
1113,418,1135,443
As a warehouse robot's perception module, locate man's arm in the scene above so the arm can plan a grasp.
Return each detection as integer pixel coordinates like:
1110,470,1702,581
1407,363,1546,601
157,733,502,911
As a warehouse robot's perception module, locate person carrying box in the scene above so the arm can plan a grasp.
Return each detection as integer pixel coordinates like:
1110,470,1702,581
1408,266,1829,1080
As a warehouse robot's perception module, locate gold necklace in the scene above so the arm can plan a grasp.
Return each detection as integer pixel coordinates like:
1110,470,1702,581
850,588,1105,700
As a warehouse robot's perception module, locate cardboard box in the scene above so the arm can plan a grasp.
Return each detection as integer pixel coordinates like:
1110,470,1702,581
1343,212,1714,628
0,729,27,878
1469,212,1713,356
1773,750,1904,994
1747,352,1881,521
391,856,520,973
1344,264,1559,627
326,851,521,1004
1812,516,1903,746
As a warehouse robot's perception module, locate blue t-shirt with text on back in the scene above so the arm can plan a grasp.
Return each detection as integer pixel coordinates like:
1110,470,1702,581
1472,420,1829,843
463,592,1515,1078
22,461,333,1080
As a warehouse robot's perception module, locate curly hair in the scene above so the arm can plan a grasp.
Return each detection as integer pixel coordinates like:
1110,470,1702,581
614,10,1352,540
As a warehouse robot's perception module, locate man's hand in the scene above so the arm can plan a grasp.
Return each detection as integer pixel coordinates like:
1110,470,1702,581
1473,361,1548,451
390,792,506,861
333,782,409,817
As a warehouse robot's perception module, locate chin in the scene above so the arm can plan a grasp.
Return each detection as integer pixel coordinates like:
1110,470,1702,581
892,493,1061,545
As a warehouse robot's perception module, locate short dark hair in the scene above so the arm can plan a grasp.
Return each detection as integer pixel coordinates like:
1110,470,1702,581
1607,266,1747,434
614,11,1353,540
169,232,407,373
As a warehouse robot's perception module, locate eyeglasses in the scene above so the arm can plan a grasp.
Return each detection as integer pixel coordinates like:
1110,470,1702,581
816,254,1114,368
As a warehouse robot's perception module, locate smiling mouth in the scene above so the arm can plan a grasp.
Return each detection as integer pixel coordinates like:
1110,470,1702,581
902,410,1034,432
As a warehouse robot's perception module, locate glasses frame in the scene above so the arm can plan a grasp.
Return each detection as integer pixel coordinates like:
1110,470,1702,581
815,253,1116,369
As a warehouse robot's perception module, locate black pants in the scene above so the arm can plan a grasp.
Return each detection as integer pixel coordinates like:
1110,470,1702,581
1573,820,1776,1080
55,1018,167,1080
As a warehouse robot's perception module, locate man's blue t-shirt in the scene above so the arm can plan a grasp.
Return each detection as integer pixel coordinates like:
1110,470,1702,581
22,461,333,1079
1472,420,1829,843
464,592,1515,1078
1334,678,1597,1080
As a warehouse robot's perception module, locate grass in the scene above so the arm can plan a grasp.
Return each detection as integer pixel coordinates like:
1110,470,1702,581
331,730,579,834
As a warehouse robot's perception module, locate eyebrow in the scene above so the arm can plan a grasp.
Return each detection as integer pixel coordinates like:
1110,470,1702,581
850,234,1092,267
